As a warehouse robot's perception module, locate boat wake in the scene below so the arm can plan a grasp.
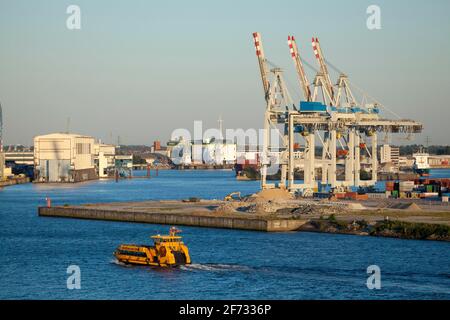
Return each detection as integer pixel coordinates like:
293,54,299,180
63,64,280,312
110,259,133,267
179,263,251,272
111,259,250,272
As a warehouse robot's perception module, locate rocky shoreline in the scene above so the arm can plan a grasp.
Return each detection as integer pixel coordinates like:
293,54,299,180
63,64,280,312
299,215,450,242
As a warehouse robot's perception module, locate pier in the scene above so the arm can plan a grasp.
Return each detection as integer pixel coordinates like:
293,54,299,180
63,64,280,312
38,200,307,232
37,196,450,240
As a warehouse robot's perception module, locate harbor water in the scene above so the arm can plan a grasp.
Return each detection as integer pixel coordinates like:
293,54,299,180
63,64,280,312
0,170,449,299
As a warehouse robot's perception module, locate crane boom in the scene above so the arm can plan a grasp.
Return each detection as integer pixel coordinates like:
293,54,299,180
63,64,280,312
252,32,270,101
312,37,334,101
288,35,311,102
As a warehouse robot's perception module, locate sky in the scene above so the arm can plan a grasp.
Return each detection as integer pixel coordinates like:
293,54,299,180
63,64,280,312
0,0,449,146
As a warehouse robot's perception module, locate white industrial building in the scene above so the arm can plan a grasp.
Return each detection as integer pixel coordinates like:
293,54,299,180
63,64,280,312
94,143,133,178
380,144,400,165
380,144,400,173
398,156,414,168
202,139,237,165
169,137,237,166
34,133,98,183
94,143,116,178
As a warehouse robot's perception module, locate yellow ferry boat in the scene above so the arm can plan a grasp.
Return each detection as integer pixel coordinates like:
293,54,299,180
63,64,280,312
114,227,191,267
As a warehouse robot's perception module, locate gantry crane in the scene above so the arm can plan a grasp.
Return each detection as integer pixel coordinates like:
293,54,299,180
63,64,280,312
252,32,296,189
252,33,422,195
310,36,376,189
253,33,422,196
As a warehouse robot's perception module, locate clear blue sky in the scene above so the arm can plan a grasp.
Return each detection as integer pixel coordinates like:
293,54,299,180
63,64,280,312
1,0,449,145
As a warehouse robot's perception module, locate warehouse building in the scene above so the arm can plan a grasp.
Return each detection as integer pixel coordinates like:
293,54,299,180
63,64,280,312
380,144,400,165
34,133,98,183
380,144,400,172
202,139,236,165
169,137,237,166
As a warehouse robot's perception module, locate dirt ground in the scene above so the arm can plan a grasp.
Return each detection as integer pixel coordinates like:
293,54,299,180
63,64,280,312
81,190,450,226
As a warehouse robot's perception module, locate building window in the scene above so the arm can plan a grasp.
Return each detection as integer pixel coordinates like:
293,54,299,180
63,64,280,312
76,143,91,155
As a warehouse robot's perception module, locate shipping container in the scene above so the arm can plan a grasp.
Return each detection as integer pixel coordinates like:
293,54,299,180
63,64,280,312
399,181,414,192
345,192,357,200
385,181,395,192
335,192,346,199
355,193,369,201
367,193,387,199
314,193,330,199
420,192,439,198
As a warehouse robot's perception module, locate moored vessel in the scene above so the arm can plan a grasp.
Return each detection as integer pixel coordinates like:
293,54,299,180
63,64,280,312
413,150,431,176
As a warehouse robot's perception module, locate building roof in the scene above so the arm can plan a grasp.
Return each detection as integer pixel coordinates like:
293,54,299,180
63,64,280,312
34,132,94,139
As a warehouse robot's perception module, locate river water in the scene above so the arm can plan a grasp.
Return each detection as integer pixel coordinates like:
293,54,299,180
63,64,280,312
0,170,449,299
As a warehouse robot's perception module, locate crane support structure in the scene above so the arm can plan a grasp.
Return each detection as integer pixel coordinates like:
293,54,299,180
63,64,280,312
253,33,423,195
